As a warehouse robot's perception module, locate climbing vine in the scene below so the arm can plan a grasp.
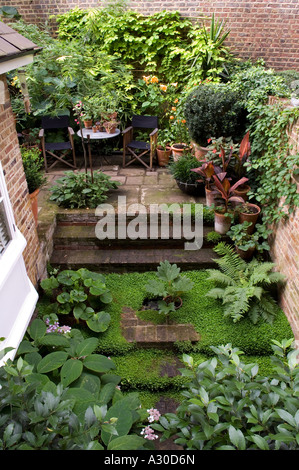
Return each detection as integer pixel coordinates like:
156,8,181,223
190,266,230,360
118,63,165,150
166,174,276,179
247,100,299,225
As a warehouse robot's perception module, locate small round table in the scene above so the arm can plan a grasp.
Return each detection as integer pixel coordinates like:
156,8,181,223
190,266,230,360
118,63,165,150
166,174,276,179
77,127,120,168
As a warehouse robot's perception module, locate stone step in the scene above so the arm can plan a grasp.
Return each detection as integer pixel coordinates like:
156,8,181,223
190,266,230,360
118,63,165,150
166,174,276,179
50,247,218,272
52,223,216,249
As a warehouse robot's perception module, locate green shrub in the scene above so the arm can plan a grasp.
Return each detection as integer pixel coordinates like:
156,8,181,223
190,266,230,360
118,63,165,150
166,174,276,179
49,171,120,209
168,153,203,184
0,326,153,450
154,339,299,450
20,145,46,193
184,83,246,146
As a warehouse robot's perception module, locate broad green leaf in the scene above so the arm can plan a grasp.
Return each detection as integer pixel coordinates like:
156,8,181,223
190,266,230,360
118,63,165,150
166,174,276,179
75,337,99,357
86,312,111,333
107,435,145,450
28,319,47,342
228,425,246,450
37,351,68,374
60,359,83,387
83,354,115,373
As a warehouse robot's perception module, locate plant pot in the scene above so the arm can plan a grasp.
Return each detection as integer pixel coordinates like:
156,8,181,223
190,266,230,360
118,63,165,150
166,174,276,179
214,211,232,235
205,186,220,207
171,143,192,161
236,245,256,260
176,179,205,196
29,188,39,226
238,203,261,234
156,146,171,167
164,295,183,310
233,184,251,202
84,120,93,129
105,126,118,134
191,142,208,161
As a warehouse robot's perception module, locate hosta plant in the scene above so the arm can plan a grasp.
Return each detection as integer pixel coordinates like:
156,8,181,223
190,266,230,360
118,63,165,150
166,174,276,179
41,268,112,333
0,322,153,450
153,338,299,450
206,242,285,323
145,260,194,315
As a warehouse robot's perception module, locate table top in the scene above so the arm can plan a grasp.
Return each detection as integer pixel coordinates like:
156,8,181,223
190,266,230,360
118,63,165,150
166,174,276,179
77,127,120,140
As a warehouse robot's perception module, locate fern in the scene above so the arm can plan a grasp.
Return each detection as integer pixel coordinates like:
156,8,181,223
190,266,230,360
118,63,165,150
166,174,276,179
206,243,285,324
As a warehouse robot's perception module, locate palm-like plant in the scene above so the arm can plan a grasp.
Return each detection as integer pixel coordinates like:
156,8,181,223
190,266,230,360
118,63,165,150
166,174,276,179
206,242,285,324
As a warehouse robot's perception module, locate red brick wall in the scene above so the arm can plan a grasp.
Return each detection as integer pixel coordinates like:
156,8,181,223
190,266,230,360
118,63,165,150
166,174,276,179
2,0,299,70
270,119,299,346
0,73,40,285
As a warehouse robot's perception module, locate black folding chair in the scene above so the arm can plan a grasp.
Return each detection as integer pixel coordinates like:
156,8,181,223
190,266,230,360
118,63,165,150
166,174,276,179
122,115,158,170
39,115,77,172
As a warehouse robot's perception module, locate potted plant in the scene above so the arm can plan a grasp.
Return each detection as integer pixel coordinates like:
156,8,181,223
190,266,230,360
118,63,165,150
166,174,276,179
232,131,251,201
237,201,261,234
145,260,194,318
20,145,46,225
156,129,173,166
103,119,119,134
190,161,226,206
169,117,192,161
184,82,246,148
227,221,271,260
169,153,206,196
212,174,248,234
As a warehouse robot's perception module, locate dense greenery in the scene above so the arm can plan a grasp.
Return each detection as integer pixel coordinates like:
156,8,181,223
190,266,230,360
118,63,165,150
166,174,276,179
49,171,120,209
154,339,299,450
20,145,46,193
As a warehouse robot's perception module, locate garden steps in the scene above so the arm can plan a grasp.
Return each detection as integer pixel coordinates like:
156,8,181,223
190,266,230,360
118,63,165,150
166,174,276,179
50,208,218,271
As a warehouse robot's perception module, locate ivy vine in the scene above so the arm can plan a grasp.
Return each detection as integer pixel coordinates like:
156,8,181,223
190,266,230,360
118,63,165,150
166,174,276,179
248,100,299,226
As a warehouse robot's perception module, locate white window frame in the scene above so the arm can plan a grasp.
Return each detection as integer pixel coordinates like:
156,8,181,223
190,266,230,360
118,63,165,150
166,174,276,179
0,162,38,364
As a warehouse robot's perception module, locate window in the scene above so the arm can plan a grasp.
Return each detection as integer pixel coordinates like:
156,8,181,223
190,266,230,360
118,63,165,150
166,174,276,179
0,191,12,255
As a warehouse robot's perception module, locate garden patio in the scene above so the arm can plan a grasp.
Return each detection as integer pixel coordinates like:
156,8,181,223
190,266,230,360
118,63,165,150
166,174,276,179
0,2,299,452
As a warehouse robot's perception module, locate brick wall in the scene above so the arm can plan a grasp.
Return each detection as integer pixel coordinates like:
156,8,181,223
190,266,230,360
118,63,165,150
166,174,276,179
2,0,299,70
270,118,299,346
0,73,40,285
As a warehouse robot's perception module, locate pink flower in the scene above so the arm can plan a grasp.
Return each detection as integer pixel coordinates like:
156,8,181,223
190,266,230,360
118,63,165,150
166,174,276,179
141,426,158,441
147,408,161,422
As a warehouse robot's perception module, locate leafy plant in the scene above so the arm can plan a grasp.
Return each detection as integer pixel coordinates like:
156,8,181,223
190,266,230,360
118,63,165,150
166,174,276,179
169,154,203,184
40,269,113,333
184,83,247,146
20,145,46,193
227,221,270,253
153,339,299,450
212,175,248,212
0,323,153,450
145,261,194,315
49,170,120,209
206,242,285,323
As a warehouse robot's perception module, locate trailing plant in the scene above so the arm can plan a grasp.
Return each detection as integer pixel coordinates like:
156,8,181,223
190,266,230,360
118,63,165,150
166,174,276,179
153,339,299,450
206,242,285,324
40,269,113,333
184,83,247,146
247,100,299,225
145,261,194,316
49,170,120,209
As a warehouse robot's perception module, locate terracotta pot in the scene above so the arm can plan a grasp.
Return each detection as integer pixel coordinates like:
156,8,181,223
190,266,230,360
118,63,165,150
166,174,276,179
233,184,251,202
205,186,220,207
236,245,256,260
84,120,93,129
191,142,209,161
105,126,117,134
238,203,261,234
214,211,232,234
171,143,192,161
29,188,39,226
156,146,171,166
